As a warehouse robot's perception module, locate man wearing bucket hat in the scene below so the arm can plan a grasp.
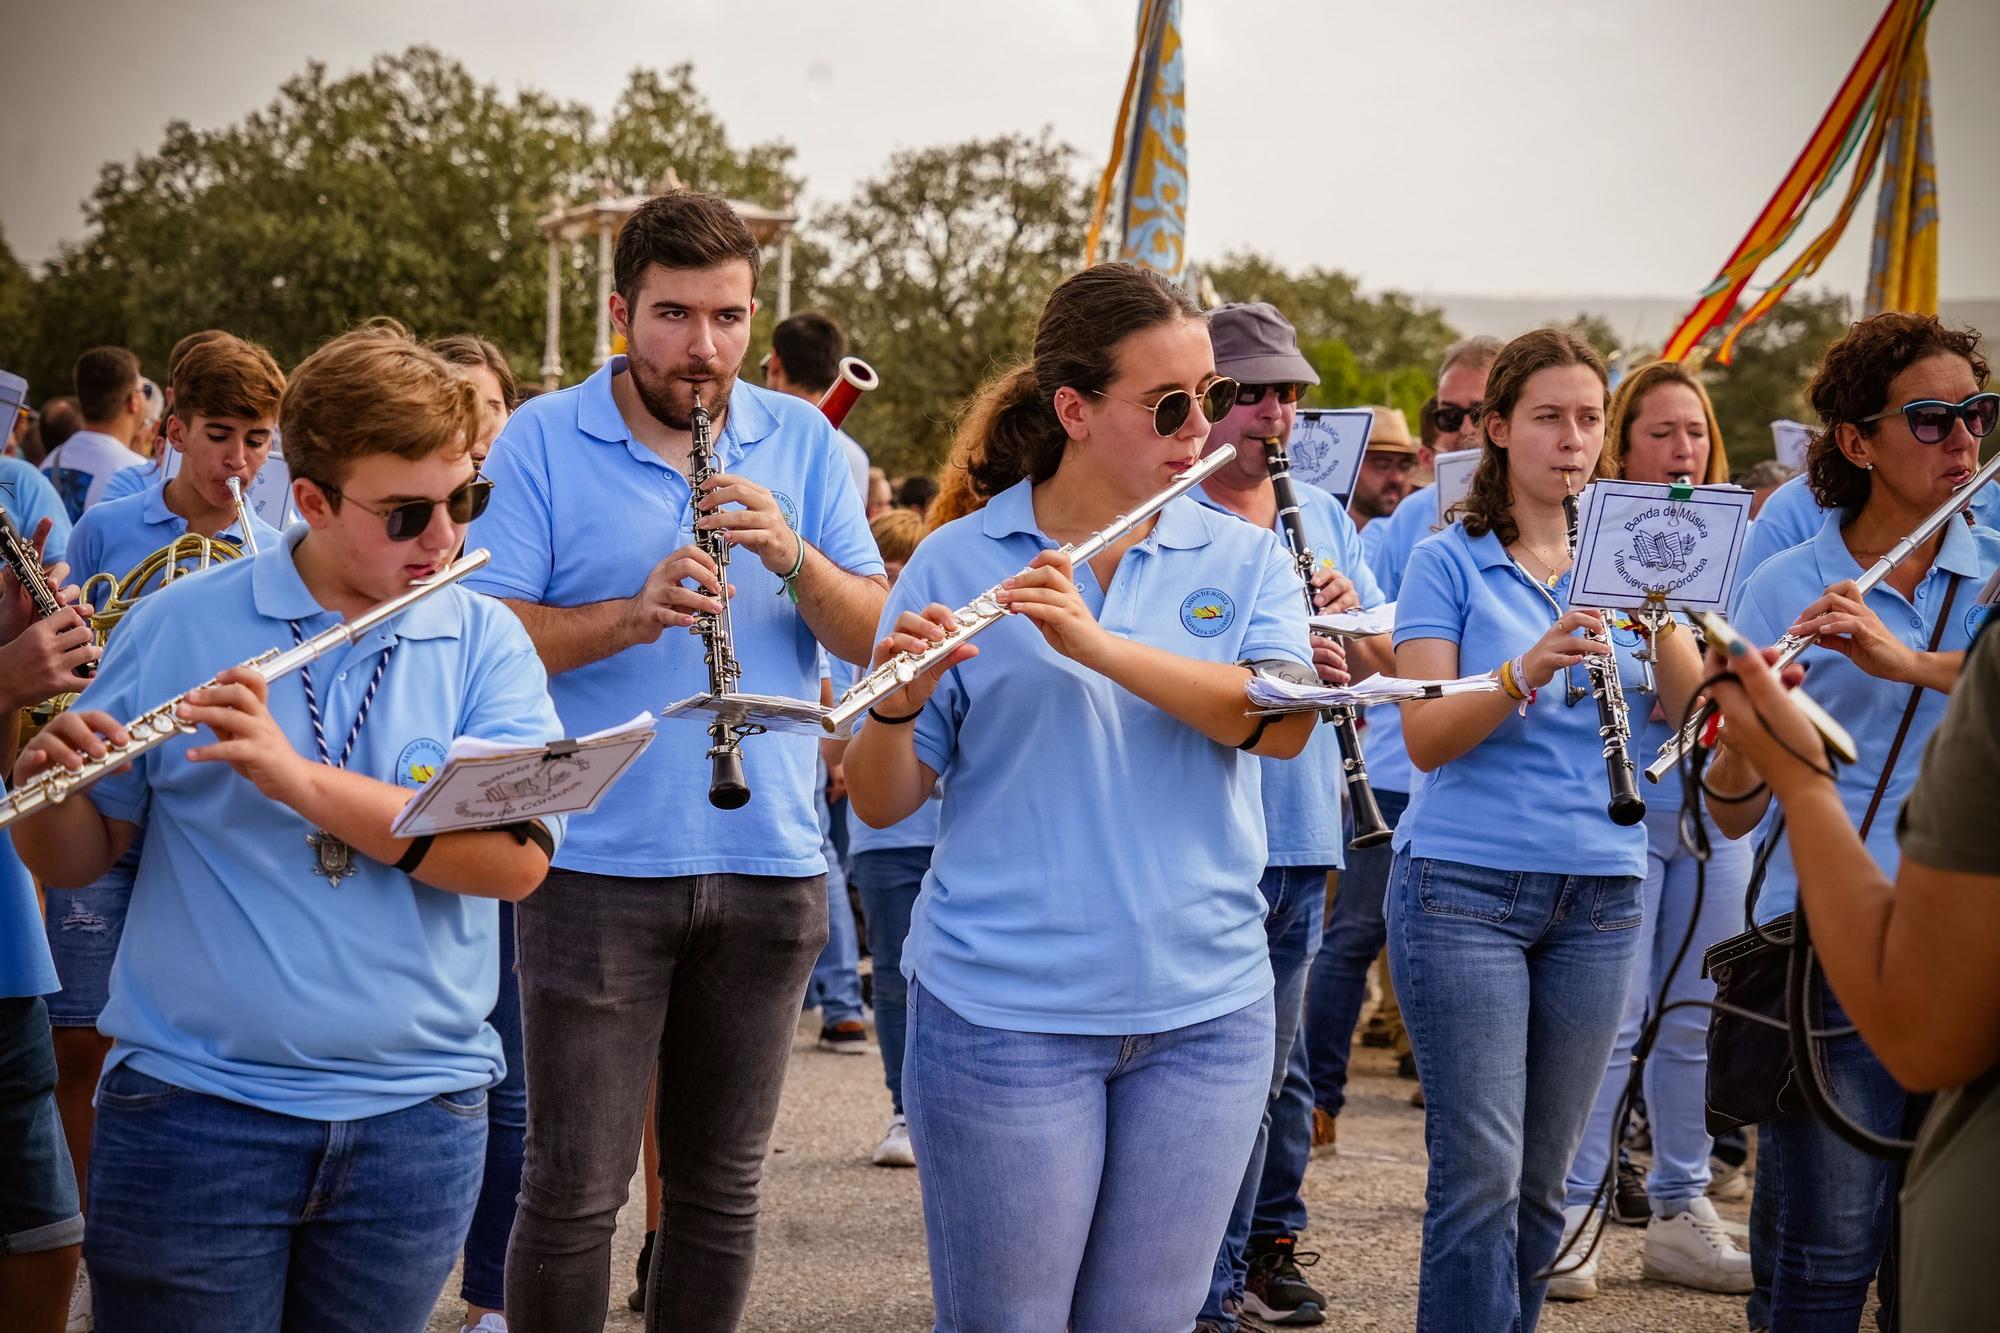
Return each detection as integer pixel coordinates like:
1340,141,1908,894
1191,301,1391,1331
1348,406,1419,527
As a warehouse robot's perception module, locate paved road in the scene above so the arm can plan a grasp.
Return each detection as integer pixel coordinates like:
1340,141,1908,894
429,1015,1752,1332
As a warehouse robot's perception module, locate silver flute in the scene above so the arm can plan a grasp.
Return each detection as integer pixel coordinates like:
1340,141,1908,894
0,548,489,832
1565,491,1646,825
1644,446,2000,782
226,477,260,554
824,444,1237,733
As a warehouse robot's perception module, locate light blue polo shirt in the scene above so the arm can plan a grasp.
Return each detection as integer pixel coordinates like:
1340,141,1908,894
1357,484,1444,795
831,655,940,855
1742,473,2000,578
1731,511,2000,923
1195,476,1383,867
468,359,882,878
96,458,166,506
1392,522,1651,878
1,834,58,998
888,478,1309,1035
1,455,72,565
66,483,280,596
78,525,567,1120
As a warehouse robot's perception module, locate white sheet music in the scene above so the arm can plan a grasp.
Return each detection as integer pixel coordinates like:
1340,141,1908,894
1245,670,1501,712
1770,420,1813,473
1433,447,1481,529
390,712,656,836
1309,604,1396,639
1287,409,1374,499
1566,480,1754,614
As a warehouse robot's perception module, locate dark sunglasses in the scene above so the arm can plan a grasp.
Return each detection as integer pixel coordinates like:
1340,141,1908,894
1234,382,1308,407
1858,392,1998,445
1088,376,1240,437
322,475,493,541
1434,401,1483,433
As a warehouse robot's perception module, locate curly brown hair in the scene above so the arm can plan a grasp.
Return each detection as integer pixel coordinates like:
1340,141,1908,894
1804,312,1989,515
1455,328,1610,546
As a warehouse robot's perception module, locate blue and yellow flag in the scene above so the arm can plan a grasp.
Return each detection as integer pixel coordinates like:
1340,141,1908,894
1085,0,1188,281
1864,42,1938,316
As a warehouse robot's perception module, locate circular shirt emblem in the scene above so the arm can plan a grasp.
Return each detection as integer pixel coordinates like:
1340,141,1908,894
1179,587,1236,638
1967,599,1993,643
770,489,799,531
1608,612,1644,649
395,738,448,790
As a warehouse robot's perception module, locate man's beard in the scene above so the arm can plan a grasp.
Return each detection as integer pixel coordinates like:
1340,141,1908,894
1355,485,1404,521
627,350,738,432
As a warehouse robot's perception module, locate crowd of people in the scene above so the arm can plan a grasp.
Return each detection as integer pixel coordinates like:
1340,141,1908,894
1,185,1996,1333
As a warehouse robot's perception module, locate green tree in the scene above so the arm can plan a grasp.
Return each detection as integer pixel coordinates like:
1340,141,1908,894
808,132,1089,476
0,228,34,381
16,48,804,398
1702,290,1854,471
1202,252,1458,373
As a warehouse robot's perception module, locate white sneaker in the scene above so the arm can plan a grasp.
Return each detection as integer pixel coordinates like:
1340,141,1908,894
1642,1196,1753,1294
460,1316,508,1333
67,1263,93,1332
871,1114,916,1168
1545,1203,1600,1301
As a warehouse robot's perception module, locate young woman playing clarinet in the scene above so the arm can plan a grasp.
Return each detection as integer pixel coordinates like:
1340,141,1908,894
1387,327,1704,1332
1706,312,2000,1332
843,262,1317,1333
1553,360,1753,1300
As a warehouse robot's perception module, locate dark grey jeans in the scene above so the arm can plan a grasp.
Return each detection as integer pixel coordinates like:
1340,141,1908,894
505,868,828,1333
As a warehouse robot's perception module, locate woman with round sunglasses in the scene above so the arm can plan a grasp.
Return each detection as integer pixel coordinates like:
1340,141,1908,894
844,263,1317,1332
1703,312,2000,1331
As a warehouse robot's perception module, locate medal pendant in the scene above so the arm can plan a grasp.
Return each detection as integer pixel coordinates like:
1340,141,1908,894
307,830,355,887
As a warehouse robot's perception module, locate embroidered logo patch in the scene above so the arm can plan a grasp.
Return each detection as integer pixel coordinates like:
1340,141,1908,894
1179,588,1235,638
395,738,448,789
1967,600,1992,642
1608,612,1644,649
770,489,799,531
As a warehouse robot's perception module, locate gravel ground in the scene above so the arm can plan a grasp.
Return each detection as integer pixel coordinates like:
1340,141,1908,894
429,1018,1753,1332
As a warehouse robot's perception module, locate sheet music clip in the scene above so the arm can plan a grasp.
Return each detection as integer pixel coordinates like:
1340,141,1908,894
542,738,579,761
660,691,848,740
1668,480,1694,501
1419,684,1445,700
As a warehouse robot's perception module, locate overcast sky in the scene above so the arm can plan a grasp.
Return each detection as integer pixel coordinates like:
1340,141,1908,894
5,0,1995,300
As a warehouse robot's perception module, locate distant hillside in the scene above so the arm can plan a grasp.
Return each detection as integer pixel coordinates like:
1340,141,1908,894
1419,293,2000,352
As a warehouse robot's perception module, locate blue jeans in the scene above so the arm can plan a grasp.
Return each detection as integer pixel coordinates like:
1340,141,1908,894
1203,864,1330,1325
1388,853,1642,1333
851,846,930,1114
1305,787,1410,1117
806,781,865,1026
460,900,525,1309
0,996,82,1254
904,975,1274,1332
1749,979,1914,1332
43,842,141,1025
1566,802,1751,1210
86,1064,487,1329
1251,1019,1314,1242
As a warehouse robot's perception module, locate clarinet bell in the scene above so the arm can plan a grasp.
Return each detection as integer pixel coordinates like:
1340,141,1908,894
1608,791,1646,826
708,746,751,810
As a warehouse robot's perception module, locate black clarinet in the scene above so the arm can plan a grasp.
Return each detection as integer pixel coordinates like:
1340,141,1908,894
0,500,92,679
1562,491,1644,825
1264,439,1392,849
687,390,751,809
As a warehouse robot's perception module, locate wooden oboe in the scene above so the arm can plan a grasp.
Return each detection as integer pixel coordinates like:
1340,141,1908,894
1265,438,1391,848
687,390,752,809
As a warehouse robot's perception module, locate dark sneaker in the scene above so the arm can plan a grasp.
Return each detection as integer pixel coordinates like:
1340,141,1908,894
1243,1234,1326,1325
818,1019,869,1054
1612,1156,1651,1227
626,1228,655,1312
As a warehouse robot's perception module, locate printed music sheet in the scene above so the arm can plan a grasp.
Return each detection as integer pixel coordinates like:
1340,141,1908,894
1433,447,1481,529
1287,409,1374,499
390,712,656,836
1566,479,1754,614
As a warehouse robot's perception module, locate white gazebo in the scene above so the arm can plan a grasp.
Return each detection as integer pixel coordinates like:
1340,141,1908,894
536,170,798,389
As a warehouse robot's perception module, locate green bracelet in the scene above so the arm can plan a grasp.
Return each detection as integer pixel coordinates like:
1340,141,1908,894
777,531,807,604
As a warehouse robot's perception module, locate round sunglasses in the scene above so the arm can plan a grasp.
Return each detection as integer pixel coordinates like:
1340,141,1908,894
1235,382,1308,407
1857,392,1998,445
1087,377,1240,437
321,475,494,541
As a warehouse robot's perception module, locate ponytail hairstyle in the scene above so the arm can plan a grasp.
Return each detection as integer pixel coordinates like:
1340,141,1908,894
1605,359,1730,486
1456,327,1610,547
932,263,1201,529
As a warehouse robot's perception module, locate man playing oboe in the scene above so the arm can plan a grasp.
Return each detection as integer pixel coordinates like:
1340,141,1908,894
467,189,886,1332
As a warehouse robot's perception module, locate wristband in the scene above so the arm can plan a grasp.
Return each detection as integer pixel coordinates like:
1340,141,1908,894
868,704,923,726
1237,713,1277,751
394,835,435,874
777,531,807,605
